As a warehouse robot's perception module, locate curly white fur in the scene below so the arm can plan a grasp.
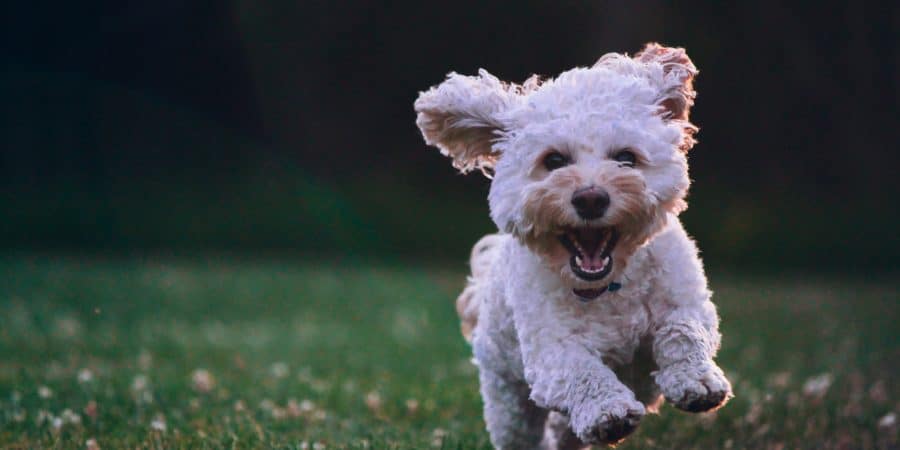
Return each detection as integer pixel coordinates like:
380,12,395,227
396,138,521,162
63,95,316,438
416,43,731,449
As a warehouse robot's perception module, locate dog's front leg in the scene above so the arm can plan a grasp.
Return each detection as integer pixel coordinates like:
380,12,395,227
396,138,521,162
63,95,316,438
519,336,645,446
651,305,732,413
648,225,732,413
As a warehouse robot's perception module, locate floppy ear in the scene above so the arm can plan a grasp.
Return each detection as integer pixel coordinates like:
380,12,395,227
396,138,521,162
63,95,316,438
414,69,517,174
634,43,698,121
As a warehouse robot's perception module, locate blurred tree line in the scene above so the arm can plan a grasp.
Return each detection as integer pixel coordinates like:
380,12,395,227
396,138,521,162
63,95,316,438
2,0,897,269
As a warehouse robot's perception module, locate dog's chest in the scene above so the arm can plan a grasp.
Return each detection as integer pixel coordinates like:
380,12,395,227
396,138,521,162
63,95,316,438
566,293,652,366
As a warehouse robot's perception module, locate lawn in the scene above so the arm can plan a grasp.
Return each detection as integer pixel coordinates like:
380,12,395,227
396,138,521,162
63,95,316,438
0,256,896,449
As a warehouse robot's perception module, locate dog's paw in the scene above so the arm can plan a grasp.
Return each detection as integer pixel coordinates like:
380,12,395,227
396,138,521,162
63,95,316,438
571,396,645,445
655,361,732,413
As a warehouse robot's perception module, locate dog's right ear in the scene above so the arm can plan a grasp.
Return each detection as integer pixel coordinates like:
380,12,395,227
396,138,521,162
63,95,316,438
414,70,517,174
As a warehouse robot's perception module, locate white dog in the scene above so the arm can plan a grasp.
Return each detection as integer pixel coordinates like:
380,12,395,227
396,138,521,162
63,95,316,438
414,43,732,449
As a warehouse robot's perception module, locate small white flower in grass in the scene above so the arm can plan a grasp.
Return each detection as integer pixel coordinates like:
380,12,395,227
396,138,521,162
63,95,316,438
312,442,326,450
38,386,53,399
287,399,301,417
233,400,246,412
51,416,63,431
78,368,94,384
61,408,82,425
258,399,286,419
879,412,897,429
431,427,448,447
191,369,216,393
299,442,309,450
312,409,327,421
131,375,149,392
364,391,382,412
802,373,833,399
405,398,419,414
259,399,276,412
150,415,167,433
287,398,317,418
270,362,289,379
271,406,288,420
85,438,100,450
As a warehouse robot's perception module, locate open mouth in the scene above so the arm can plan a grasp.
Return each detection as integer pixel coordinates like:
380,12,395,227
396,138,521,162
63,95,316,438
558,227,619,281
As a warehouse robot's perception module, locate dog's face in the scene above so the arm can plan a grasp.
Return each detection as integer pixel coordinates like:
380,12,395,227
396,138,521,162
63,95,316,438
416,44,698,292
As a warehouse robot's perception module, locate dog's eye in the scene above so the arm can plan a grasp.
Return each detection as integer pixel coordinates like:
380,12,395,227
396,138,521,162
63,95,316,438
612,149,637,167
542,151,570,171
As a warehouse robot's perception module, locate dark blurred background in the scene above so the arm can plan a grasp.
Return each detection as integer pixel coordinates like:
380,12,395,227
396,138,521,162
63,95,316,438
3,1,898,270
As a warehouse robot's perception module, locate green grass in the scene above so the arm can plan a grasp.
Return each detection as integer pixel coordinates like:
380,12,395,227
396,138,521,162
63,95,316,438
0,256,897,449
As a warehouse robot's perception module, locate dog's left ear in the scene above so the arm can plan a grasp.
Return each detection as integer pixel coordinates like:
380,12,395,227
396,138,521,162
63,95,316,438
414,70,518,174
634,43,698,122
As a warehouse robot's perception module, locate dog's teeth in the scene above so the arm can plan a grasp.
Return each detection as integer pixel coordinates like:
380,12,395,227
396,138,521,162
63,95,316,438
575,256,582,266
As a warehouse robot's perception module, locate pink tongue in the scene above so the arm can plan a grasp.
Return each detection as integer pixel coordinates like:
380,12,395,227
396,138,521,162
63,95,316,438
580,252,606,270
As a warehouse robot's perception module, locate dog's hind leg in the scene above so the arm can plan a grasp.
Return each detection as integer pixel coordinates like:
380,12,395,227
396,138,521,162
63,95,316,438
478,367,549,450
457,233,506,341
543,412,588,450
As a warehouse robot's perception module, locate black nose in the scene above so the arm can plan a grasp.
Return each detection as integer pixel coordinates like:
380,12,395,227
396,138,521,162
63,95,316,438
571,187,610,220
